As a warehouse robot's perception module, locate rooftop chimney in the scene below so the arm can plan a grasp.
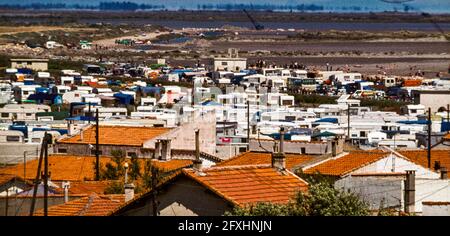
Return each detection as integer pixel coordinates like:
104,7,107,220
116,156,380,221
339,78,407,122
124,183,135,202
279,126,285,154
154,140,161,159
193,129,202,170
124,162,135,202
160,139,172,161
331,139,337,157
272,152,286,171
62,181,70,203
441,167,448,180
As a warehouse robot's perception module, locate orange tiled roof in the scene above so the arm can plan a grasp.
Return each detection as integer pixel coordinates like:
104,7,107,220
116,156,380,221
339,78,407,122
216,151,313,170
151,159,193,172
444,133,450,141
64,181,113,195
0,155,112,181
0,155,194,182
58,125,171,146
183,166,308,206
302,150,388,177
398,150,450,171
0,174,25,186
34,194,125,216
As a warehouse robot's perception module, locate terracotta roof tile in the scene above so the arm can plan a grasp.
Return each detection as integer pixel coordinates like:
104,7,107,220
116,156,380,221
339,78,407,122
398,150,450,171
58,125,171,146
151,159,192,172
64,181,113,195
34,194,125,216
302,150,388,177
0,155,112,181
443,133,450,141
216,151,313,170
0,174,26,186
0,155,192,182
183,166,308,206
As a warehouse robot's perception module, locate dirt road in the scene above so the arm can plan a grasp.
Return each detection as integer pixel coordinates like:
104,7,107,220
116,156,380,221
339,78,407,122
93,29,184,47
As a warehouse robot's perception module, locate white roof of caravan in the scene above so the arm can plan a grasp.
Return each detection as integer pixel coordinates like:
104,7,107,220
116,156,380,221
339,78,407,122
407,104,425,109
76,86,93,91
243,74,265,79
0,130,24,136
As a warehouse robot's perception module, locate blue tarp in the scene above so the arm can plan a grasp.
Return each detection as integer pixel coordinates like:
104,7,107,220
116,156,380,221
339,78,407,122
315,118,339,124
9,124,28,138
35,87,49,93
201,100,222,106
114,92,134,105
441,120,450,132
133,86,163,95
27,93,60,104
31,127,68,135
311,131,336,138
268,133,293,141
397,120,429,125
65,116,96,121
17,68,32,74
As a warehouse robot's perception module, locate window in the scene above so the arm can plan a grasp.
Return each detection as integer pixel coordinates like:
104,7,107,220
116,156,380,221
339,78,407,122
285,116,296,122
221,62,228,66
32,138,41,143
6,136,20,142
239,147,247,153
410,109,417,113
23,91,29,95
58,148,67,153
351,134,357,137
26,113,32,116
120,112,126,116
1,113,8,118
360,131,367,137
301,147,306,154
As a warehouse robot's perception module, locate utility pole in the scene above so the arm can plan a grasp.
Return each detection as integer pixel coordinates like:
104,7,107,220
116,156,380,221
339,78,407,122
88,102,91,124
247,100,250,150
280,126,285,154
5,187,8,216
151,167,158,216
43,133,50,217
95,108,100,181
347,104,350,142
29,132,47,216
447,104,449,123
404,170,416,214
23,152,26,179
427,107,431,169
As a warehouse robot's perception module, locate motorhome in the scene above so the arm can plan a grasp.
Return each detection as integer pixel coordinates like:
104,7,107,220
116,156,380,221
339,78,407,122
0,104,50,121
331,73,362,85
13,85,41,102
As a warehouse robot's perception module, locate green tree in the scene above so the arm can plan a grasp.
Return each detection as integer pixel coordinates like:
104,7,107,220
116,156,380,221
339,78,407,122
225,181,370,216
129,155,141,181
98,150,126,180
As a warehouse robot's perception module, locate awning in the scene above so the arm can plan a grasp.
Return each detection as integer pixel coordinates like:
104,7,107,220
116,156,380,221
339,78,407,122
311,131,336,138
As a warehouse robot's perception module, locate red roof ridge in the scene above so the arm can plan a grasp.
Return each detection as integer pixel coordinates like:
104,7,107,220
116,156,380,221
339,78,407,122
302,149,393,177
199,164,273,172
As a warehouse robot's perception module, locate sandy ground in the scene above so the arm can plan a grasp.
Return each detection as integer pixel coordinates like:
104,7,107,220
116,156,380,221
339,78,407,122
208,41,450,54
93,29,184,47
0,26,95,36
